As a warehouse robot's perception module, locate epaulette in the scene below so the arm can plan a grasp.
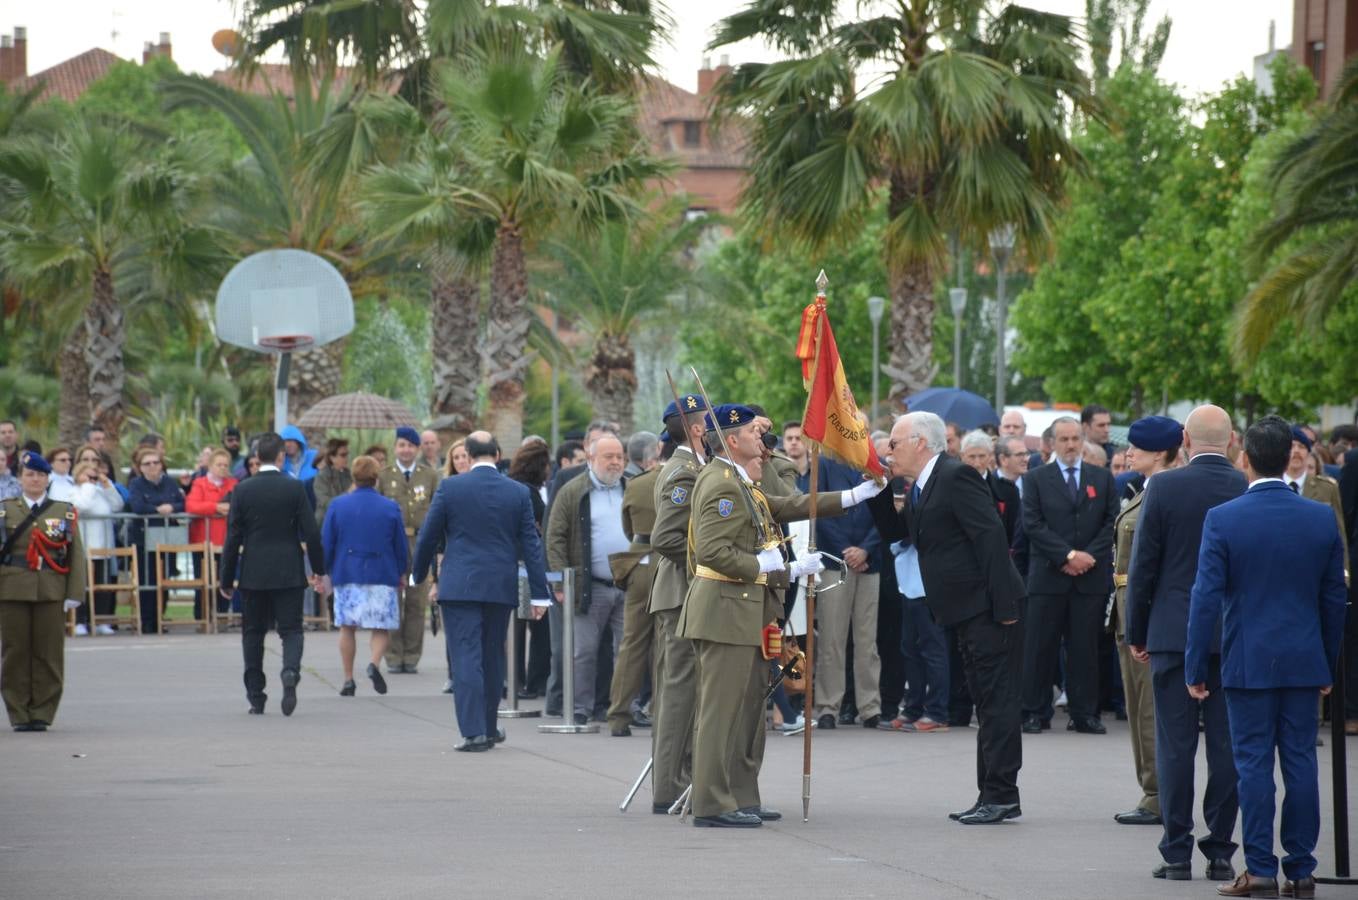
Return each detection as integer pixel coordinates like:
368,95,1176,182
65,509,76,520
1317,473,1339,487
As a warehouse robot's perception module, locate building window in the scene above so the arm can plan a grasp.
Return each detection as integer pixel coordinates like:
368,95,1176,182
684,207,709,222
683,121,701,147
1308,41,1325,85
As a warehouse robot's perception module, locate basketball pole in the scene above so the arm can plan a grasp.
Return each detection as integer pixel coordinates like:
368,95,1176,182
274,350,291,433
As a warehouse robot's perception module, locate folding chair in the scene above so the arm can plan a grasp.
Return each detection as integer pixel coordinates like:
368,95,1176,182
85,547,141,635
153,542,213,634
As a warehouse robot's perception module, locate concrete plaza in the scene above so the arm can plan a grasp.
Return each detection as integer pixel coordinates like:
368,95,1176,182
2,630,1354,899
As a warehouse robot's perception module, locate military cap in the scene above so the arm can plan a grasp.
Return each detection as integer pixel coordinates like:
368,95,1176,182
20,450,51,475
1291,425,1314,451
704,404,757,431
662,394,707,425
395,426,421,447
1127,416,1183,452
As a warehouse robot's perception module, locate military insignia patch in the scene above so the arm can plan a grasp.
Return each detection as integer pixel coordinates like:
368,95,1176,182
670,486,688,505
717,498,734,518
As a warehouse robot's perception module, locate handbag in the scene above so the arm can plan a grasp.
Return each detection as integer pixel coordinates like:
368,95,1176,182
780,632,807,694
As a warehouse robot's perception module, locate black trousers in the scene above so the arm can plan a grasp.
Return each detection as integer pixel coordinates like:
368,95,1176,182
1022,590,1103,720
946,627,975,726
955,612,1023,806
241,587,304,707
515,615,551,694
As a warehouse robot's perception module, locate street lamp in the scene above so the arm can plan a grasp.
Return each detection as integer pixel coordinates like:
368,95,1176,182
989,225,1016,412
866,295,885,424
949,287,968,390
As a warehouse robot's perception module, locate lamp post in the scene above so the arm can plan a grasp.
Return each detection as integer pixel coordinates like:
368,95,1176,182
548,293,560,450
866,295,885,424
949,287,968,390
989,225,1016,412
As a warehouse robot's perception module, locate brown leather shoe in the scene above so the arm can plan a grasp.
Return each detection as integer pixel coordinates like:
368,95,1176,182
1216,872,1279,898
1346,718,1358,736
1280,876,1316,899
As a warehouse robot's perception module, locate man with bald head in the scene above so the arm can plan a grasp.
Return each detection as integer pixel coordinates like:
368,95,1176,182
1125,405,1247,882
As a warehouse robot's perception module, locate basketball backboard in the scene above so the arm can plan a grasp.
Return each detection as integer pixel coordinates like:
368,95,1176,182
215,249,354,352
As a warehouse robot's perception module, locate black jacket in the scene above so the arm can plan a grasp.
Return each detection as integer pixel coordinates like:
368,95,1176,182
127,475,185,546
868,454,1025,627
1020,459,1117,596
219,470,326,591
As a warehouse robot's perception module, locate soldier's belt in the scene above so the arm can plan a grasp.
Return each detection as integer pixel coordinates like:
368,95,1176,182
694,564,766,586
405,527,417,538
1113,574,1128,588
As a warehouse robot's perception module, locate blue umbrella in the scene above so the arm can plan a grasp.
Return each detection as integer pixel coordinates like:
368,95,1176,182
902,388,999,430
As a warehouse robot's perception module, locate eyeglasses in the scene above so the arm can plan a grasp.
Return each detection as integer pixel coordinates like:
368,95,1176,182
142,460,163,467
888,434,923,451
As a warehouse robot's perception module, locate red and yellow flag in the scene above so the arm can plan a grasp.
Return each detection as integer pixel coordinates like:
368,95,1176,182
796,296,885,479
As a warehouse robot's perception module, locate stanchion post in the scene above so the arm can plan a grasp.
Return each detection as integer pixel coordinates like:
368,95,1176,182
538,568,598,734
1318,643,1355,885
500,573,540,719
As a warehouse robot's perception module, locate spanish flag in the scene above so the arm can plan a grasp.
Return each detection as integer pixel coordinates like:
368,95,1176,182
796,296,885,479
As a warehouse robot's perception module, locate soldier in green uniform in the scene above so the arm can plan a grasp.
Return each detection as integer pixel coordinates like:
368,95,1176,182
605,433,665,736
648,394,709,812
1110,416,1182,827
679,404,883,827
1288,425,1350,581
0,451,86,732
379,427,442,674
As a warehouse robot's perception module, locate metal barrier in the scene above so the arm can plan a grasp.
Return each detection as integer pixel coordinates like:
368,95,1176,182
498,568,550,720
538,568,598,734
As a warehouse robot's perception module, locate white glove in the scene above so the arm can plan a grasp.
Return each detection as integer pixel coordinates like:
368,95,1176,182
63,599,81,611
841,478,888,508
756,547,786,574
789,552,824,580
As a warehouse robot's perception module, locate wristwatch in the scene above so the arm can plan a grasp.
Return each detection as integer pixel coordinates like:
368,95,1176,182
1066,550,1077,562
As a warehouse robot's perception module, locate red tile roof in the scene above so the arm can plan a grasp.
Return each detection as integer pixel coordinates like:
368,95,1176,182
636,76,747,170
11,47,123,103
210,62,400,98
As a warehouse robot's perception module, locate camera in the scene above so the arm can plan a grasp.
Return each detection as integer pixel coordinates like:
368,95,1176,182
760,432,778,451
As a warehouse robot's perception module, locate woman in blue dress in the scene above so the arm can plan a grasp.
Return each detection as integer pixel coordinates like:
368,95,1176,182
321,455,409,696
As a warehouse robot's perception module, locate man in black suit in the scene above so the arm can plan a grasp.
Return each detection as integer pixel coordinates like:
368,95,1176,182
219,432,326,717
1125,404,1246,882
1341,445,1358,732
869,412,1026,825
1020,416,1117,735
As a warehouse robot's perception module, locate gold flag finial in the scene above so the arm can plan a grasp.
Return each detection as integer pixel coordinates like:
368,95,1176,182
816,269,829,292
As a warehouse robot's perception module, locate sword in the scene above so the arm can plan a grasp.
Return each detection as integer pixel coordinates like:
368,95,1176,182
665,370,706,464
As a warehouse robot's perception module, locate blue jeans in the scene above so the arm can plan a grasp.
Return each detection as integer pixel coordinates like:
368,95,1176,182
900,597,948,722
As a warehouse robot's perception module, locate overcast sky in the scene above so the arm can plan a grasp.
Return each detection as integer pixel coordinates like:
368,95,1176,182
14,1,1292,100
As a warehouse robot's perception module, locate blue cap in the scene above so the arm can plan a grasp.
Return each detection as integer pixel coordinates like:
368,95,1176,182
1291,425,1314,451
662,394,707,425
20,451,51,475
395,426,421,447
1127,416,1182,452
704,404,757,431
659,432,672,444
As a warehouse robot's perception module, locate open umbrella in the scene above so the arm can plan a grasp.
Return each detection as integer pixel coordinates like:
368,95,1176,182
296,392,421,429
902,388,999,430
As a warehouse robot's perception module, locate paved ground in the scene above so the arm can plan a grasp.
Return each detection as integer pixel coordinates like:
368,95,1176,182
3,631,1355,899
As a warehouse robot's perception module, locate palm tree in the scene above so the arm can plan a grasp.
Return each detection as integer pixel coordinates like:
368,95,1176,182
1234,55,1358,363
238,0,423,87
539,205,706,430
708,0,1096,404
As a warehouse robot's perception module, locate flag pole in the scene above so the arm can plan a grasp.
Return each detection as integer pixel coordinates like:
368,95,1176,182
802,269,829,823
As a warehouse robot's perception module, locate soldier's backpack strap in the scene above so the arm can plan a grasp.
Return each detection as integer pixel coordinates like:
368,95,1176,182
0,499,53,564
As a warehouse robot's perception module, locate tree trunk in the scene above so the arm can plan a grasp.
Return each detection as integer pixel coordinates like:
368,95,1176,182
584,329,636,433
84,265,126,442
58,318,91,449
483,220,532,449
881,258,939,408
287,339,346,426
430,270,481,434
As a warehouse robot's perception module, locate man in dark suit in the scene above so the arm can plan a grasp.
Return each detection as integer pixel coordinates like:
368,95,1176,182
413,431,550,752
1186,415,1346,899
869,412,1026,825
219,431,327,717
1019,416,1117,735
1125,404,1247,883
1341,445,1358,732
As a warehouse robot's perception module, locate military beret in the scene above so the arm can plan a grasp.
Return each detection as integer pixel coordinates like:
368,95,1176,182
662,394,707,425
395,426,421,447
1291,425,1314,451
659,432,672,444
20,450,51,475
1127,416,1182,452
704,404,757,431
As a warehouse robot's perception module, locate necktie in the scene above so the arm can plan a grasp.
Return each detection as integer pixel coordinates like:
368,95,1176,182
404,470,410,482
910,481,922,508
1066,466,1079,503
1289,481,1299,494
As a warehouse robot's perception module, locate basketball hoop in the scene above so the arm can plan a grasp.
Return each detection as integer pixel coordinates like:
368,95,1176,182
256,334,315,353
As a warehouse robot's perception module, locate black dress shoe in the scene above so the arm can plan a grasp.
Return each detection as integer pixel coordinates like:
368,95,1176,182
862,715,881,729
1280,875,1315,898
958,802,1020,824
948,802,981,821
280,669,299,717
247,705,265,715
442,680,455,694
455,736,491,752
339,680,356,697
1152,861,1192,880
490,728,506,745
573,713,589,726
693,810,762,828
817,714,837,730
405,666,418,675
517,688,539,700
611,725,632,737
630,711,652,728
838,710,857,726
1022,715,1043,734
1206,859,1236,881
28,720,48,731
738,806,782,821
652,802,672,815
12,722,33,732
1068,716,1106,734
1114,807,1162,825
366,663,387,695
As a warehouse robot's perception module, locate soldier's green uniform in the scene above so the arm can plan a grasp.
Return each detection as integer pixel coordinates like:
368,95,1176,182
1298,472,1349,580
648,444,704,806
605,465,660,734
379,460,442,672
759,450,800,498
678,455,843,821
0,490,86,730
1111,484,1158,817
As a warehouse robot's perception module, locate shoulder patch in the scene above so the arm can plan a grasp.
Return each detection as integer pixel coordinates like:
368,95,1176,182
717,498,734,518
66,510,76,520
670,486,688,505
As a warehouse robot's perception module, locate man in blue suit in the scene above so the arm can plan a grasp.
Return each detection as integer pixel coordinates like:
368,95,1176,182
1126,404,1247,883
1187,415,1347,899
413,432,550,752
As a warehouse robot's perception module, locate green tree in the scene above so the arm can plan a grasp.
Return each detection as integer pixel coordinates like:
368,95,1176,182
707,0,1096,409
239,0,424,87
1085,0,1169,93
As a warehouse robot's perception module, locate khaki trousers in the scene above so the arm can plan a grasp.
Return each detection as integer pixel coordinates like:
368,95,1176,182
650,607,696,806
691,638,766,818
1117,639,1159,814
813,568,882,720
606,562,656,729
386,579,428,669
0,601,65,726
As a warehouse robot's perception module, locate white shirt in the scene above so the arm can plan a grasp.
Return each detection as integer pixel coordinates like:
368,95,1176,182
1250,476,1286,489
258,464,280,473
1056,455,1082,489
396,460,418,478
471,460,498,472
716,455,754,484
914,452,942,494
23,493,47,510
1284,472,1307,493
